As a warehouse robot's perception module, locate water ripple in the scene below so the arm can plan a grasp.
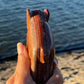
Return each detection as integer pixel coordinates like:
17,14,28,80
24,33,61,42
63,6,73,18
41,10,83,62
0,0,84,59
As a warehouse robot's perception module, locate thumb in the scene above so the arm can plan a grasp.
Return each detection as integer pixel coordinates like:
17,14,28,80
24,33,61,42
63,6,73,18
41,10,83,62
17,42,28,58
15,42,30,75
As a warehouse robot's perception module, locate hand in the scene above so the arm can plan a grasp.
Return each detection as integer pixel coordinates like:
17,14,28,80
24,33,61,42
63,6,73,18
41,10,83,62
6,42,36,84
46,67,63,84
6,42,63,84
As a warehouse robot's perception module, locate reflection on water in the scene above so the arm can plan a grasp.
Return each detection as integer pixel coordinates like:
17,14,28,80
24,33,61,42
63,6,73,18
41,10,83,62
0,0,84,59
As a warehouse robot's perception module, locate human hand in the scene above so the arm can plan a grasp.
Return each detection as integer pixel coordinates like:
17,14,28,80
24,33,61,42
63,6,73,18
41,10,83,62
46,67,63,84
6,42,36,84
6,42,63,84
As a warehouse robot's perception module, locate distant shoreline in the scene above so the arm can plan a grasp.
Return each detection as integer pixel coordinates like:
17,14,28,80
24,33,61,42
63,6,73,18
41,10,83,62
0,48,84,61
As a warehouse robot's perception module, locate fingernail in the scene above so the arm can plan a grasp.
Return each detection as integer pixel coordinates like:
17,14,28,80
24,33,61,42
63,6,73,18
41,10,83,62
17,42,23,55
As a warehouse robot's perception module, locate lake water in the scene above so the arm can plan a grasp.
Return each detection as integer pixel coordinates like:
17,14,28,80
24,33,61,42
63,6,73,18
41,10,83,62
0,0,84,59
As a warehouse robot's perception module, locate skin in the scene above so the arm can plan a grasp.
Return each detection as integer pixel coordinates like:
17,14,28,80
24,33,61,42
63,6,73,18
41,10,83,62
6,42,63,84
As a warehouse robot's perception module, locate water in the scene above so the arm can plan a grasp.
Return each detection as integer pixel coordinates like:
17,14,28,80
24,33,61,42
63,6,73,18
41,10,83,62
0,0,84,59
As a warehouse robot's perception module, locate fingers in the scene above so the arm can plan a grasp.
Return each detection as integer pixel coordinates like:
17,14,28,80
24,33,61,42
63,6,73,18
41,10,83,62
17,42,30,65
46,67,64,84
15,42,30,75
17,42,29,67
17,42,30,64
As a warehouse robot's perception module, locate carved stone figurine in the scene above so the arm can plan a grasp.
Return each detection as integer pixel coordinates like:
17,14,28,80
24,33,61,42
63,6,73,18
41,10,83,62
26,9,55,84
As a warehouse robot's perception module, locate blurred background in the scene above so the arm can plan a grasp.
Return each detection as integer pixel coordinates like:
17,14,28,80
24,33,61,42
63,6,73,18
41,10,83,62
0,0,84,59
